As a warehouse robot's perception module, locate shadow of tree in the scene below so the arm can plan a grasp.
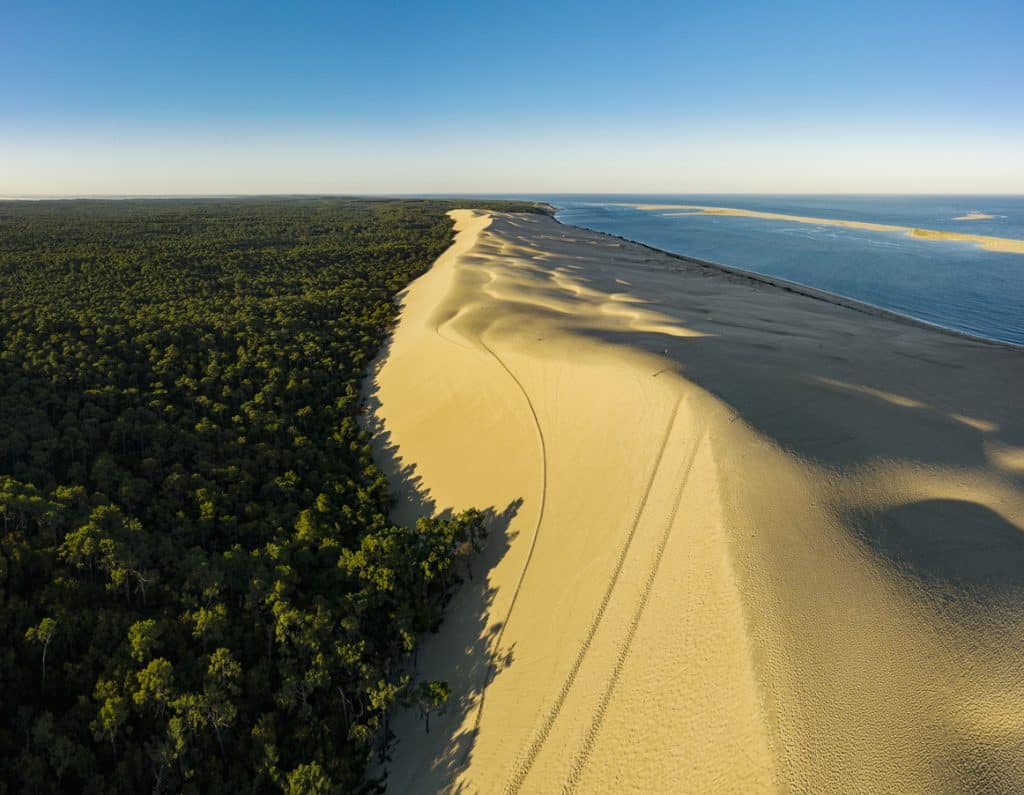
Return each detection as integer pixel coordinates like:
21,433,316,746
361,337,440,523
372,495,523,791
361,343,525,791
392,498,523,791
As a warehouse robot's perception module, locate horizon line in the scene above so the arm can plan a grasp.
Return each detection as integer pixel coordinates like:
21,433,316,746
4,191,1024,201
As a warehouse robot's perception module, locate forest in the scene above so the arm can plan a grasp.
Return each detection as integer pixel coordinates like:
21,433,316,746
0,197,545,793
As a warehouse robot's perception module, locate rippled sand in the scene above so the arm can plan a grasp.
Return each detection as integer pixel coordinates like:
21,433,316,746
369,210,1024,792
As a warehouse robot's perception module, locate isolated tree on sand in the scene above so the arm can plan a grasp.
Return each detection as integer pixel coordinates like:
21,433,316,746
406,680,452,733
454,508,488,580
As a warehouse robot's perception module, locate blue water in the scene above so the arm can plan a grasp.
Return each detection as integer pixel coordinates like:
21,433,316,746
533,195,1024,346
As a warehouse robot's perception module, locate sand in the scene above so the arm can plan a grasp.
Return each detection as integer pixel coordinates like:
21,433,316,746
367,210,1024,793
622,203,1024,254
954,212,995,221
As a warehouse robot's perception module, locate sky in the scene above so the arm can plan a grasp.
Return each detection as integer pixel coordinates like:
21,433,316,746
2,0,1023,195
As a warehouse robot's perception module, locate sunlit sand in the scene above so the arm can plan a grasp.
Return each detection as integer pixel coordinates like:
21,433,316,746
370,210,1024,792
624,203,1024,254
954,212,995,221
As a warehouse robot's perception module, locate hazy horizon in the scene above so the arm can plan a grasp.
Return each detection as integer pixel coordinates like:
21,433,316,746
4,1,1023,195
5,191,1024,201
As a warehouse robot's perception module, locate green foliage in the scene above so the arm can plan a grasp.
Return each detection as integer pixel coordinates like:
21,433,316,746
405,680,453,734
0,198,511,792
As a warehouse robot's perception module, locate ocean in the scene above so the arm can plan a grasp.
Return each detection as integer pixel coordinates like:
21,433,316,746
536,195,1024,347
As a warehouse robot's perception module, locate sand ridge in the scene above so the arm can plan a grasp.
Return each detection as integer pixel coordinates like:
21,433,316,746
620,203,1024,254
369,210,1024,792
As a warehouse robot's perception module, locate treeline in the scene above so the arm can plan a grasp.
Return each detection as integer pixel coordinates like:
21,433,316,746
0,198,542,793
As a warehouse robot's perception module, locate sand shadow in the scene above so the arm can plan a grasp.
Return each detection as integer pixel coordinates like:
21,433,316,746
388,498,522,790
361,334,440,521
850,499,1024,594
489,213,1024,484
361,342,526,791
370,496,523,793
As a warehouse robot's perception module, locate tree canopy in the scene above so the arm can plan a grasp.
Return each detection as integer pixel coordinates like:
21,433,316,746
0,197,542,792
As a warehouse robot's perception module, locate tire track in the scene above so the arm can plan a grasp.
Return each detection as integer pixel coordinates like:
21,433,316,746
465,330,548,747
504,395,685,794
562,421,708,793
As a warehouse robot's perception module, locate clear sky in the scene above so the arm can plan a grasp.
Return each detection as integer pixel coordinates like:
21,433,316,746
3,0,1023,195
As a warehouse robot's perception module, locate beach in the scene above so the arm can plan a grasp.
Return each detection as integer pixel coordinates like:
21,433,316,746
368,210,1024,792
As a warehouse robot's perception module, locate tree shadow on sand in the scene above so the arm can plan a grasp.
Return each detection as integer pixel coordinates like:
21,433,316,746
386,498,522,793
361,351,525,792
376,489,524,792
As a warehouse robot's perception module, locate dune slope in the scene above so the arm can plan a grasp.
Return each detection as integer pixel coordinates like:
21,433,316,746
368,210,1024,793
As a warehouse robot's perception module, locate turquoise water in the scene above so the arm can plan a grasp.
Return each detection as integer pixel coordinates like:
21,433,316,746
537,195,1024,346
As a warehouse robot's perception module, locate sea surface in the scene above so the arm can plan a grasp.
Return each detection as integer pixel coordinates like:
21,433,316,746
533,195,1024,346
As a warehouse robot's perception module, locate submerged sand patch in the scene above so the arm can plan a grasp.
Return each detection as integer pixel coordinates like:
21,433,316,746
622,203,1024,254
370,210,1024,792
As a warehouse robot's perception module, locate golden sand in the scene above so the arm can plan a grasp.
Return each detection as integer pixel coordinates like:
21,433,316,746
369,210,1024,792
627,203,1024,254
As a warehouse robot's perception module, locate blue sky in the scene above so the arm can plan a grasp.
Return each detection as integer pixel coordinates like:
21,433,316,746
3,0,1023,194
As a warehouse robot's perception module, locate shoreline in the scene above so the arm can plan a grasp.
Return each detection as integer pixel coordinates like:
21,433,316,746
549,210,1024,352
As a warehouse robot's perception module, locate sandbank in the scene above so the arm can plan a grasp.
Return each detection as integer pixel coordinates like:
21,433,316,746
622,203,1024,254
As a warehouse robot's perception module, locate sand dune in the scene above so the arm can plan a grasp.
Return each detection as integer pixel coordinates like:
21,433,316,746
368,210,1024,792
623,203,1024,254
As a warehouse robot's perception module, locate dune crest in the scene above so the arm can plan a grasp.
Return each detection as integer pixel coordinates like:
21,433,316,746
370,210,1024,792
